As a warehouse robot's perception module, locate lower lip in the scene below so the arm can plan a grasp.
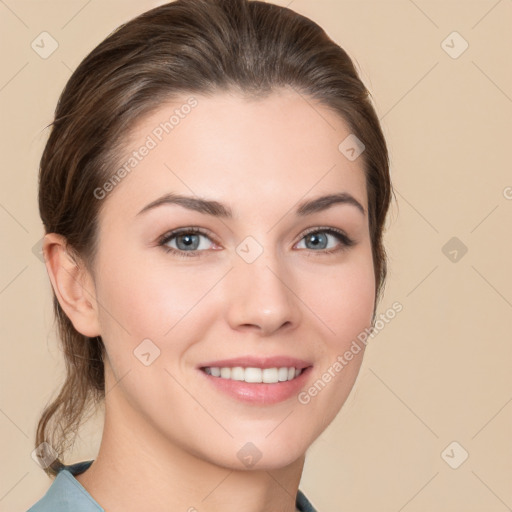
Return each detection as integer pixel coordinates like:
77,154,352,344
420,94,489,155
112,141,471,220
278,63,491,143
199,367,313,405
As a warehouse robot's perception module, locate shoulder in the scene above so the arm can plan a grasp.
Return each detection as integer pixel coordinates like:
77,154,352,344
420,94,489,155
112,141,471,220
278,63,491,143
26,460,317,512
26,460,103,512
296,488,319,512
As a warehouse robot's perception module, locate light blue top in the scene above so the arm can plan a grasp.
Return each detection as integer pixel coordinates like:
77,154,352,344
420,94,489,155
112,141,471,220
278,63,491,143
27,460,318,512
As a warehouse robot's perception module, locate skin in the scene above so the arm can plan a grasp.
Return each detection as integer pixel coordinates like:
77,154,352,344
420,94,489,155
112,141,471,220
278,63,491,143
43,86,375,512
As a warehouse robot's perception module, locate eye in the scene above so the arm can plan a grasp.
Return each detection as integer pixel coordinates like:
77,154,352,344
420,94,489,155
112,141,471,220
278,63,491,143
158,227,217,258
295,227,355,254
158,226,355,258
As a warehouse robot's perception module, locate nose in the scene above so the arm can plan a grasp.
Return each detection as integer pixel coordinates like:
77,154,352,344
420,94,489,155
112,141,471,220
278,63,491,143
225,251,302,337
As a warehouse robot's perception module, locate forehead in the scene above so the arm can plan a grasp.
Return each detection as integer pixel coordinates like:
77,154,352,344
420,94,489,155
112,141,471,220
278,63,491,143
100,87,367,220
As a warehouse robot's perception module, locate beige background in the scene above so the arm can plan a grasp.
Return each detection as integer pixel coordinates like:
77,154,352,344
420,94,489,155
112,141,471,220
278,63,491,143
1,0,511,511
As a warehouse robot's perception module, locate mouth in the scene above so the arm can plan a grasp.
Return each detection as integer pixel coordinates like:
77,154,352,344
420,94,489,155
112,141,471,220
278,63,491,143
197,356,313,405
201,366,304,383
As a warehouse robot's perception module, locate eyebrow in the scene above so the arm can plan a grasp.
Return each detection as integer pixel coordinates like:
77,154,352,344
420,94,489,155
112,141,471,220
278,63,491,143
136,191,365,218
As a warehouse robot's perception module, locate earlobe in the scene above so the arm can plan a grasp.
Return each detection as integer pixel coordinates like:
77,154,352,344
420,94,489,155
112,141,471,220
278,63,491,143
42,233,101,337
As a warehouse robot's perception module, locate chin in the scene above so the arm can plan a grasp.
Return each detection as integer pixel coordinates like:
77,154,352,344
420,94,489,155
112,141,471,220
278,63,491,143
202,431,311,471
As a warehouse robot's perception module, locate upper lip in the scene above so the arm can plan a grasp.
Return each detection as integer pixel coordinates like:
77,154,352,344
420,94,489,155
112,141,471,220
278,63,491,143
198,356,312,370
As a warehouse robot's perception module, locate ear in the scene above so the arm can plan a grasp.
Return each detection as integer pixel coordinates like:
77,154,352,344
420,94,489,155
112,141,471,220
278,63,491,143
42,233,101,337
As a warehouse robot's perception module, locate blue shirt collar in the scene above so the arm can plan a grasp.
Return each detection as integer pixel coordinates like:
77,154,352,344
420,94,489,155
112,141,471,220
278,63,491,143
28,460,318,512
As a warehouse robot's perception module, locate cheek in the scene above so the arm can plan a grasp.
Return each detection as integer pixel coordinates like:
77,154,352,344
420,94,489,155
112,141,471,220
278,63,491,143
95,249,218,340
301,246,376,347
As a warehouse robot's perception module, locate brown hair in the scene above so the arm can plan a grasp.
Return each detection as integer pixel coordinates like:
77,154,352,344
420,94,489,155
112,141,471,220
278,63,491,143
36,0,393,477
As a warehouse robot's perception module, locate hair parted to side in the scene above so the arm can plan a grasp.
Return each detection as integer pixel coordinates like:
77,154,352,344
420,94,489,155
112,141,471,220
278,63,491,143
36,0,393,477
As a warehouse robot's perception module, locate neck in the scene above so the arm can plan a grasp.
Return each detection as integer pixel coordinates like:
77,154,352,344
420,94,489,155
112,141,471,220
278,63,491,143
76,368,305,512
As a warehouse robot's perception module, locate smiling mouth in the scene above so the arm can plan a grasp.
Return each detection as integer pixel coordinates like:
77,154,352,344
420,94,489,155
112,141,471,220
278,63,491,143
201,366,304,384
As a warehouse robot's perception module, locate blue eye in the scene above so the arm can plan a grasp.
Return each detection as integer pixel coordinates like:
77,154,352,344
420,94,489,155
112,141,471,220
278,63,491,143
158,226,355,258
295,228,355,253
159,228,215,257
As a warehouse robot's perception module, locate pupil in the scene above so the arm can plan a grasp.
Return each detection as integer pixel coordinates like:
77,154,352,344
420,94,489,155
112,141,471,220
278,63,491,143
177,234,198,250
307,233,326,249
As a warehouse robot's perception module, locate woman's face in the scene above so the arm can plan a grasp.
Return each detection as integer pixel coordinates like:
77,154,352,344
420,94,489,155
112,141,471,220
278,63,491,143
89,87,375,469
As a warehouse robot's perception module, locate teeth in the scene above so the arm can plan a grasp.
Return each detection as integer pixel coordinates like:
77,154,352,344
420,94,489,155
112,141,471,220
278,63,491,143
231,366,245,381
245,367,262,383
278,367,289,381
262,368,277,383
203,366,303,384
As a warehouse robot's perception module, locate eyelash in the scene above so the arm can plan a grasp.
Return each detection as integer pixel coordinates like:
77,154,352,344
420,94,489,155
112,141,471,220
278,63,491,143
157,226,355,258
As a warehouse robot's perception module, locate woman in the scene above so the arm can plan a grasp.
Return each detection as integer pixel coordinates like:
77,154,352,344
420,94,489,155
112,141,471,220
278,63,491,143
28,0,392,510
